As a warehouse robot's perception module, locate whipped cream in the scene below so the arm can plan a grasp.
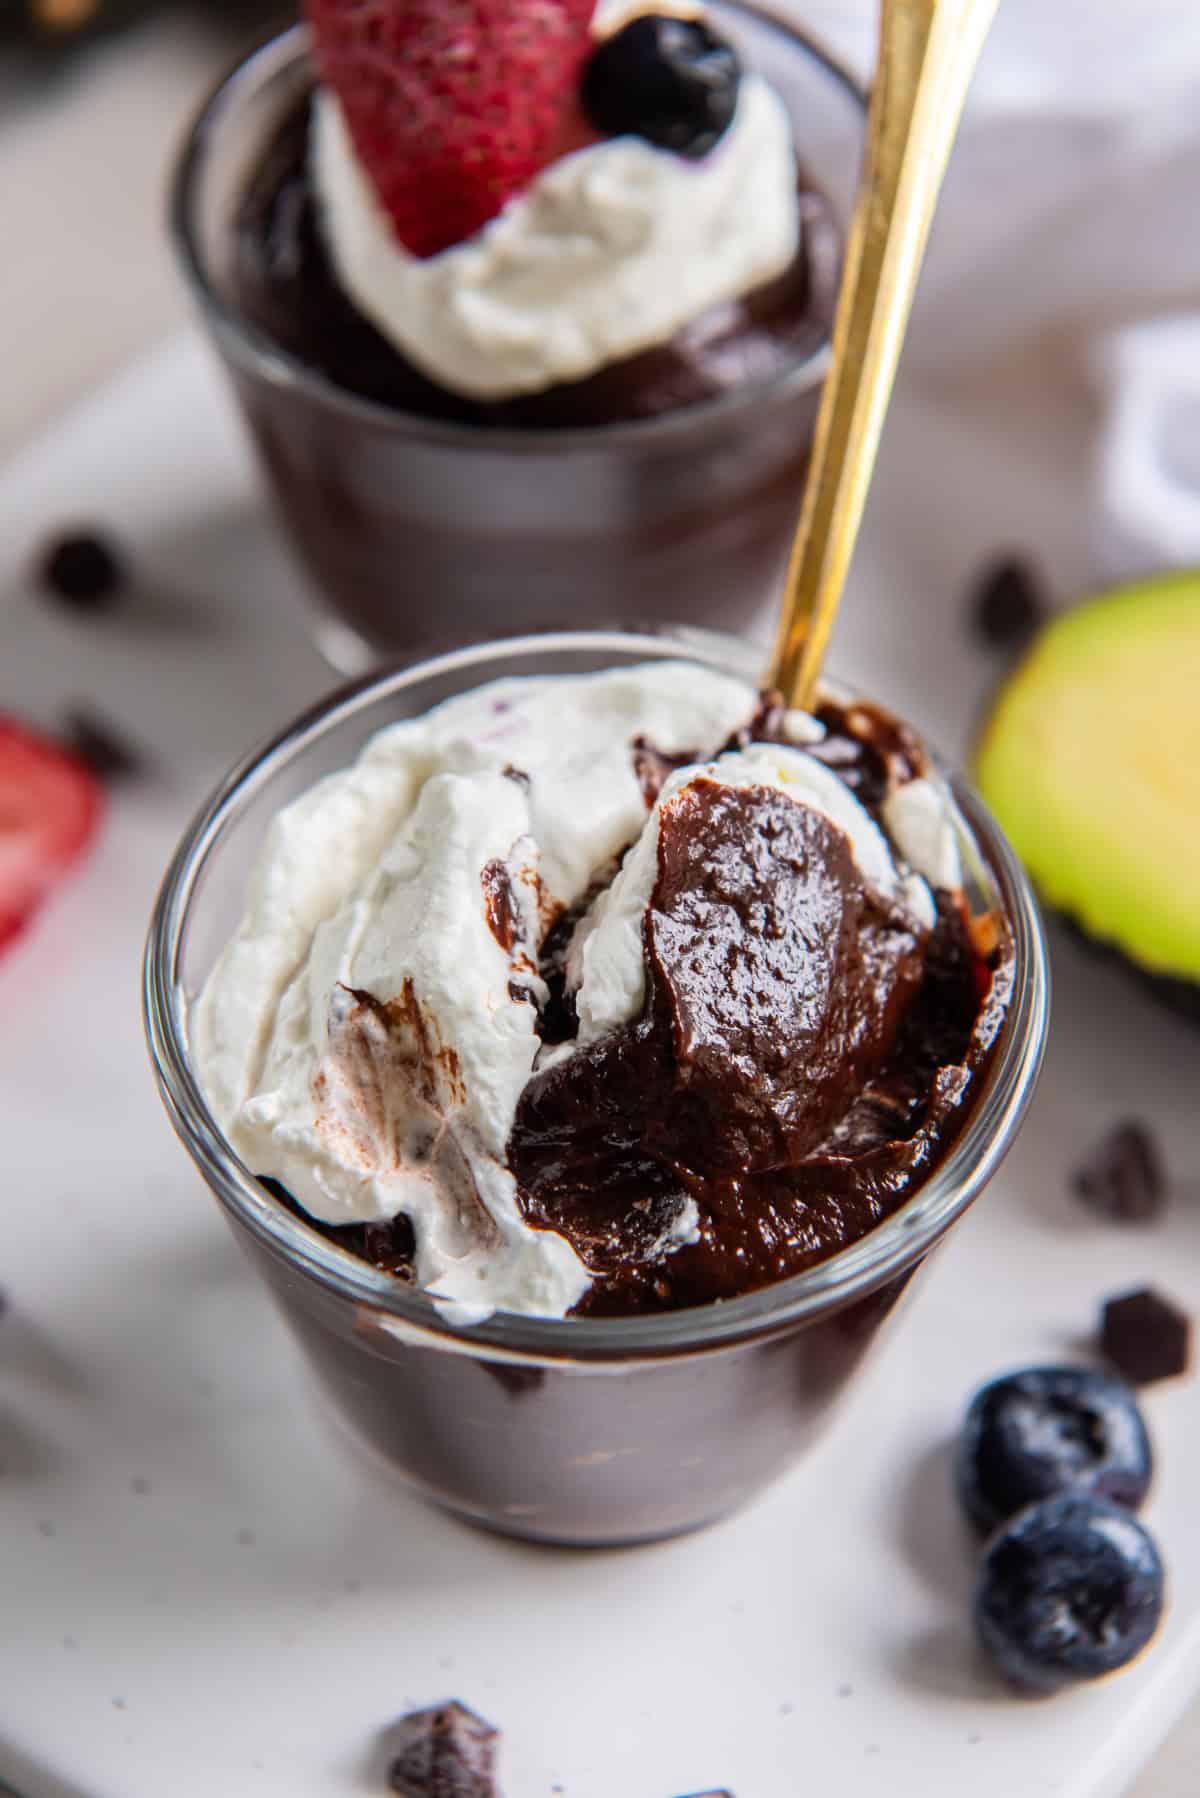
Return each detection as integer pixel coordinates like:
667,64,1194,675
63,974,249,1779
194,664,964,1322
311,67,800,401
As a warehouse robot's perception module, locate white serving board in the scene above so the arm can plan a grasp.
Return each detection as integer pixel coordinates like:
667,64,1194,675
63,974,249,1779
0,332,1197,1798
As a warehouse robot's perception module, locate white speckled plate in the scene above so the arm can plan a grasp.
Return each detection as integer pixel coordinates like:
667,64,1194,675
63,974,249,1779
0,334,1197,1798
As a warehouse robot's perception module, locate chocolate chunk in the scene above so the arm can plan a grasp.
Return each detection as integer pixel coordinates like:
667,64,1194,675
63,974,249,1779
481,860,521,953
387,1702,499,1798
1072,1122,1166,1223
37,531,125,611
969,557,1045,650
61,706,148,781
1100,1288,1191,1386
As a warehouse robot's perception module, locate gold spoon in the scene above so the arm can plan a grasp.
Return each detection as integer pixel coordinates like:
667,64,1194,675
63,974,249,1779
767,0,999,707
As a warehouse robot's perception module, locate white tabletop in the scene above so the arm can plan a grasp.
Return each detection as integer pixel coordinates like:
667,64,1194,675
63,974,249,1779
0,15,1196,1796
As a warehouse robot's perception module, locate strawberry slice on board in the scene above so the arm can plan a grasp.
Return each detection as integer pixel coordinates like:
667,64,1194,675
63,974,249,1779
0,719,104,955
305,0,598,258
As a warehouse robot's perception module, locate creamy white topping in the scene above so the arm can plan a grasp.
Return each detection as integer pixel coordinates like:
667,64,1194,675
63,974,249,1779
194,665,754,1320
311,69,800,402
193,664,964,1322
882,776,963,894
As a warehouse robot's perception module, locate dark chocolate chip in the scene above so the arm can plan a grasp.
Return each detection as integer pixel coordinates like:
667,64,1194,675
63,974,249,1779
1100,1287,1191,1386
1072,1122,1166,1224
969,557,1045,650
61,706,148,781
37,531,125,611
387,1702,500,1798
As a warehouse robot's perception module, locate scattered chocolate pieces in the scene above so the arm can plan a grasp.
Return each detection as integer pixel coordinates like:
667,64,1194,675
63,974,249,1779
969,557,1045,651
37,530,125,612
388,1702,499,1798
61,706,147,781
1100,1288,1192,1387
1072,1121,1166,1224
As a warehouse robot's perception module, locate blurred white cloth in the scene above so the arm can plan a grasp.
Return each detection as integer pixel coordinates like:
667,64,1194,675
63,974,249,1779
1091,315,1200,583
781,0,1200,588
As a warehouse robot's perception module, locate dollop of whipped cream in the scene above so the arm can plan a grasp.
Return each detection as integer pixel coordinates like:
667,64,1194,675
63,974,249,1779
193,664,963,1323
311,67,800,401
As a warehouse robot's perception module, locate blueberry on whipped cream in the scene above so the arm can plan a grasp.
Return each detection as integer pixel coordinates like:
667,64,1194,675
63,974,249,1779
194,664,1013,1322
581,14,743,158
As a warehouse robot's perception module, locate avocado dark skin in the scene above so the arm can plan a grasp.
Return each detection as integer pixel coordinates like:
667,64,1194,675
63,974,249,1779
1058,917,1200,1029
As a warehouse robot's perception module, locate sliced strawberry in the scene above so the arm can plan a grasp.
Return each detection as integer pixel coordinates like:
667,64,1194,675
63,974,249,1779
0,719,103,954
306,0,598,257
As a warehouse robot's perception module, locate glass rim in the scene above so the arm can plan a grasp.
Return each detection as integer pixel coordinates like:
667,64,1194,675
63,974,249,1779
144,627,1050,1364
167,7,865,456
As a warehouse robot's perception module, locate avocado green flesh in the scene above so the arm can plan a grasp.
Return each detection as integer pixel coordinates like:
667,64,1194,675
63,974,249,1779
974,573,1200,983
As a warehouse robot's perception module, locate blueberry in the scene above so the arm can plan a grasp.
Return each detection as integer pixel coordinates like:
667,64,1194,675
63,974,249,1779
974,1494,1164,1694
957,1365,1152,1535
581,15,741,160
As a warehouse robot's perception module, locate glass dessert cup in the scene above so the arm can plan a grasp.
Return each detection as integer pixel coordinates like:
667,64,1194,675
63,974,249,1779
145,628,1049,1548
170,9,865,670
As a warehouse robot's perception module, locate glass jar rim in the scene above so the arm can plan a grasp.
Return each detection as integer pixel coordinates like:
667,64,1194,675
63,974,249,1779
143,627,1050,1364
168,7,865,456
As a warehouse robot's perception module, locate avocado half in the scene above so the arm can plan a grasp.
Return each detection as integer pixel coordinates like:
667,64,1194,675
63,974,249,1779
974,571,1200,1023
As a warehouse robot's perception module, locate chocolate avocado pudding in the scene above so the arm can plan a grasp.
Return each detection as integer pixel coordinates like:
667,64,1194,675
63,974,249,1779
193,666,1012,1321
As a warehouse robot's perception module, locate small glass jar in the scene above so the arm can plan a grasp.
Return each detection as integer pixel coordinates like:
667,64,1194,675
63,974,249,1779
144,629,1049,1547
170,8,865,669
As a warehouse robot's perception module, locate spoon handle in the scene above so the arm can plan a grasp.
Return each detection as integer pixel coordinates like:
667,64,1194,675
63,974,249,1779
767,0,998,708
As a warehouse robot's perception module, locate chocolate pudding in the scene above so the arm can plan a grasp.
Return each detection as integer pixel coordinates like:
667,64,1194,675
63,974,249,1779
234,93,839,430
192,662,1012,1327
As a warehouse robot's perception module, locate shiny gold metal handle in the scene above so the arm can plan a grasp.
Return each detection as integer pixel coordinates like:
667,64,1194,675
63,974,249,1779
767,0,998,707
